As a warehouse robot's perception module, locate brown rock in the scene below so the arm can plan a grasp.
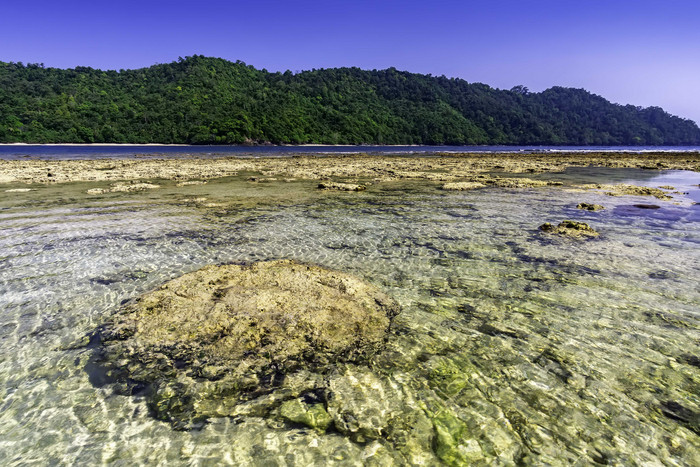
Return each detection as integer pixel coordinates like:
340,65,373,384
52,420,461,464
442,182,486,191
318,181,366,191
88,260,399,428
576,203,605,211
539,220,599,238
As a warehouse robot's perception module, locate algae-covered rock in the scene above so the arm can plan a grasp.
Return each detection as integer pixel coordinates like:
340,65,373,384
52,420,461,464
577,203,605,211
431,409,484,465
87,260,399,429
279,398,333,431
539,220,599,238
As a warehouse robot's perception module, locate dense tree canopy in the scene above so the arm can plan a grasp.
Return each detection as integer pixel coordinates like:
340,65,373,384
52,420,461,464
1,56,699,145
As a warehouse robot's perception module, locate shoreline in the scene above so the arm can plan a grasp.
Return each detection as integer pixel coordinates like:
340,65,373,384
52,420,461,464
0,143,191,147
1,152,699,186
2,142,700,151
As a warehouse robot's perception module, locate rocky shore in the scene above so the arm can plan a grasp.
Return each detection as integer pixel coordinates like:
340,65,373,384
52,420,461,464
1,152,698,185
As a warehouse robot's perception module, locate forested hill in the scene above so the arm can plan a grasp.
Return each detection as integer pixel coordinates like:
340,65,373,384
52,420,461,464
2,55,699,145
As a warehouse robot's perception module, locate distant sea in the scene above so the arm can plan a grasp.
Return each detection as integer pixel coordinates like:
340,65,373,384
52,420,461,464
1,144,700,160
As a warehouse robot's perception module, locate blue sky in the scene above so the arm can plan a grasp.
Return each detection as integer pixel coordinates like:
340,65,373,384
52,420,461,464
2,0,699,124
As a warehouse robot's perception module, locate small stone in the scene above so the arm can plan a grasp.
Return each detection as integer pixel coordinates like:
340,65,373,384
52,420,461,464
633,204,661,209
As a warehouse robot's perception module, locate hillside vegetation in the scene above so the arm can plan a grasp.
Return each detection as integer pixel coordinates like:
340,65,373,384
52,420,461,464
1,55,699,145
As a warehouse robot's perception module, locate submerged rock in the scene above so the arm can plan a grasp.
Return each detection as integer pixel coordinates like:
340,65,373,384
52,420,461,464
4,188,34,192
539,220,599,238
87,260,399,429
577,203,605,211
175,180,207,187
318,181,366,191
278,398,333,431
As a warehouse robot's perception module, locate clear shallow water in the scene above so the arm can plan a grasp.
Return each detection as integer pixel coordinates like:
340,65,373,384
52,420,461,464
0,170,699,465
1,144,700,160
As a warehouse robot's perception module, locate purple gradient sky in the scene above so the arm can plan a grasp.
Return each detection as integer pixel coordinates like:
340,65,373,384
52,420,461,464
2,0,699,124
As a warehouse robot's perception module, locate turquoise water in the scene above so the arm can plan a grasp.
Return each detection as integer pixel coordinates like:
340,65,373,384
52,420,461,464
0,169,698,465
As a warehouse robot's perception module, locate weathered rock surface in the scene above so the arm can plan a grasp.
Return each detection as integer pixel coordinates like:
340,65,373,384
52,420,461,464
87,181,160,194
539,220,599,238
577,203,605,211
318,181,366,191
579,183,673,200
442,182,486,191
485,177,563,188
278,398,333,431
1,153,698,185
88,260,399,429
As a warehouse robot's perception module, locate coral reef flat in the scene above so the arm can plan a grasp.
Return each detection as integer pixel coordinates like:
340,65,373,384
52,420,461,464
1,152,698,185
0,152,698,465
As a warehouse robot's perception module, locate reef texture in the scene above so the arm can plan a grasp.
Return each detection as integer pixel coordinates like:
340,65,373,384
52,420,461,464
88,260,399,429
580,183,674,200
1,152,698,185
86,181,160,194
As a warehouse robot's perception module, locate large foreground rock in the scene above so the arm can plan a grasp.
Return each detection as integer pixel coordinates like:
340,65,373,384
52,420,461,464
88,260,399,429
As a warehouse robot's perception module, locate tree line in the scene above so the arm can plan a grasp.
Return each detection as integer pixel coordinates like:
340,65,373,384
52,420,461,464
1,55,699,145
